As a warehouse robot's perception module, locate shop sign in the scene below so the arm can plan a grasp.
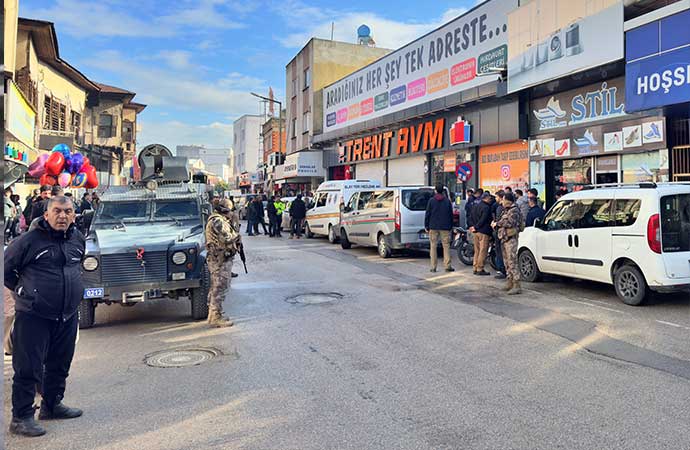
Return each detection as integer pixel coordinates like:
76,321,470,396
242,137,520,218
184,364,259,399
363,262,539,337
596,155,618,172
239,172,251,187
443,151,457,172
530,116,666,160
338,118,445,164
530,78,627,134
449,116,472,145
625,8,690,112
323,0,518,132
283,151,324,178
507,0,623,93
5,80,36,148
479,142,529,192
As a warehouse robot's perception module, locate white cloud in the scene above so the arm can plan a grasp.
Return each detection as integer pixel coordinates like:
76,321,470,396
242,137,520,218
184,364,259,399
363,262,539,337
21,0,244,38
138,120,234,152
278,6,469,50
82,50,266,118
155,50,194,71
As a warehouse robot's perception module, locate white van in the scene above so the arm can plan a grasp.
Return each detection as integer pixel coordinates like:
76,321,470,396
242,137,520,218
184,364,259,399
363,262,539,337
339,186,438,258
518,183,690,305
305,180,381,243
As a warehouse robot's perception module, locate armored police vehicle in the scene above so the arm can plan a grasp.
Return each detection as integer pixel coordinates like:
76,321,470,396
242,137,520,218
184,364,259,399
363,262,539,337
79,144,212,328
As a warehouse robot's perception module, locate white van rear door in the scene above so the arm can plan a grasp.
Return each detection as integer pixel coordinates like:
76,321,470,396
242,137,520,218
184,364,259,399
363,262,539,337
660,193,690,280
399,188,435,244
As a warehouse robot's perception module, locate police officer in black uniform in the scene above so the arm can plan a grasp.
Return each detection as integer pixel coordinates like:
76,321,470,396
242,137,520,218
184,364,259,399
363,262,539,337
4,195,85,437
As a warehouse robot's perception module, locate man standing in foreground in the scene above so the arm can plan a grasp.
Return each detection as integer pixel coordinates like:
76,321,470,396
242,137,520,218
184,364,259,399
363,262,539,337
5,196,85,437
289,194,306,239
469,192,493,276
205,198,242,328
425,185,455,273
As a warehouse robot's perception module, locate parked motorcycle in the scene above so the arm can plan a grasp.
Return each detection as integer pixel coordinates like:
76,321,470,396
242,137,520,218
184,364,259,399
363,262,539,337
453,227,499,270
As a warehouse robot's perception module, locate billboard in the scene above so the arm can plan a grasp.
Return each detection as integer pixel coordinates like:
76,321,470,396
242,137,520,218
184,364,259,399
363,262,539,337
507,0,623,94
322,0,518,132
479,142,530,193
5,80,36,148
625,8,690,112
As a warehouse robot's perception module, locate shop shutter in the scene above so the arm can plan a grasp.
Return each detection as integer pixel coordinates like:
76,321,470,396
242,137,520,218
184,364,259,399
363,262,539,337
355,160,386,185
387,156,426,186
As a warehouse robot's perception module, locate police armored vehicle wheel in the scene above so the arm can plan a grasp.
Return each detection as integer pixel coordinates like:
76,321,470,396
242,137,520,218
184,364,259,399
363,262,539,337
78,299,96,329
191,263,211,320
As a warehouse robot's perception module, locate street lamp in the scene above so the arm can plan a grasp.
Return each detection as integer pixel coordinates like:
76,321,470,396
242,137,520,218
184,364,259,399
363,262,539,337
251,92,284,194
250,92,283,157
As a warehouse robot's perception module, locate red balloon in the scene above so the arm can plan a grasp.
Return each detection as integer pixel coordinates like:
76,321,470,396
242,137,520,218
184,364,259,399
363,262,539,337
84,165,99,189
39,174,57,186
45,152,66,176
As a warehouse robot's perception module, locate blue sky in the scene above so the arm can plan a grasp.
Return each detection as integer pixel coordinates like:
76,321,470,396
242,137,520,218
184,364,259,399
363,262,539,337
20,0,482,151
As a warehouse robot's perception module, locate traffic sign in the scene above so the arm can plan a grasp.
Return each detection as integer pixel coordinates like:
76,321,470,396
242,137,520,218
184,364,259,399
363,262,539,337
456,163,473,181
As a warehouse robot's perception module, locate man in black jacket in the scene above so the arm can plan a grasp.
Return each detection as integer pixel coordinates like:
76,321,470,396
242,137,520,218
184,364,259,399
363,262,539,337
5,196,85,437
289,194,307,239
425,185,455,273
266,196,279,237
469,192,493,276
29,185,52,222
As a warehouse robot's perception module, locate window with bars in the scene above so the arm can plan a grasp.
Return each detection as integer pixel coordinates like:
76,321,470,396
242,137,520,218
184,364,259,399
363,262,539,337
71,111,81,137
98,114,114,138
43,96,68,131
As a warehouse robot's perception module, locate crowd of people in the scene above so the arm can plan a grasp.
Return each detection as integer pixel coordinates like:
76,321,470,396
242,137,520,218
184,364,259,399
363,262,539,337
244,194,307,240
424,184,549,296
4,185,98,244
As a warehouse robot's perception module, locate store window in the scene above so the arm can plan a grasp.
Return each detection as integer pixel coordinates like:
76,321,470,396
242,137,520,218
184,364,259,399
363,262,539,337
621,150,669,183
430,152,475,197
552,158,592,194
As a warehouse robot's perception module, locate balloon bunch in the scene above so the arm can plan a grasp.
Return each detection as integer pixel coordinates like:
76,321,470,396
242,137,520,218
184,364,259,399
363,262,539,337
28,144,99,189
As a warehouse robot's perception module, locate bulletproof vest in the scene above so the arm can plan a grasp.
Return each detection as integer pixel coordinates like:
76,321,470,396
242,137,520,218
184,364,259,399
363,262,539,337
205,212,239,254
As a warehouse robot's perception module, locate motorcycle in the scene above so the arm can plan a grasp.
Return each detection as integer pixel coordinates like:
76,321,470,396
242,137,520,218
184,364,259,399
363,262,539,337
452,227,499,270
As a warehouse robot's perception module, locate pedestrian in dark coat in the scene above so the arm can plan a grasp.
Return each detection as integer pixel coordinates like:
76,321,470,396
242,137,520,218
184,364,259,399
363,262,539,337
289,194,307,239
4,196,85,437
266,196,279,237
29,185,52,222
425,185,455,273
469,192,493,275
246,197,258,236
525,197,546,227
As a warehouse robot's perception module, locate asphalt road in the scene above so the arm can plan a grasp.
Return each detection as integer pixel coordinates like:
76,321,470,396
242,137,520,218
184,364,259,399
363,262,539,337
4,227,690,449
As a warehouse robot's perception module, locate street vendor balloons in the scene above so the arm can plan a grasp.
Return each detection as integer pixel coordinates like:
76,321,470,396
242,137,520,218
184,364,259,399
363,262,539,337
28,153,50,178
45,151,65,176
39,173,57,186
58,171,72,188
68,152,84,174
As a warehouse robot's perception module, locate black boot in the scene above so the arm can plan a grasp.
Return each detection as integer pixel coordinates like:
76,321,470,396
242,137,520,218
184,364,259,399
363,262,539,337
10,416,46,437
39,401,83,420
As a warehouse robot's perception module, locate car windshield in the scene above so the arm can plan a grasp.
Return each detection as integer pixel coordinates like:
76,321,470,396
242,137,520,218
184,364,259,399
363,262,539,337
95,201,148,222
154,200,199,219
660,194,690,253
402,189,434,211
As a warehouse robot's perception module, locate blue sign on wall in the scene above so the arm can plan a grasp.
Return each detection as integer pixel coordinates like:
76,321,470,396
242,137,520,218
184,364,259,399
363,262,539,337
626,8,690,112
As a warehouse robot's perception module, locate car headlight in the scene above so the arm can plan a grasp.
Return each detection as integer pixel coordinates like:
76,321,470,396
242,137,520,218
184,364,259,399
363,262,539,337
83,256,99,271
172,251,187,265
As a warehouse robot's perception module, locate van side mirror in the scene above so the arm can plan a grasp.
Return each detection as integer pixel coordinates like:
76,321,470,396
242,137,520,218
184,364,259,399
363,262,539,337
343,205,352,213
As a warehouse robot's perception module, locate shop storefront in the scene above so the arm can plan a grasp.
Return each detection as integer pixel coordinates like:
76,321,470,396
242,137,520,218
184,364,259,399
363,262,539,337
5,79,39,193
528,77,668,206
333,100,523,197
275,151,325,196
625,5,690,182
478,141,529,193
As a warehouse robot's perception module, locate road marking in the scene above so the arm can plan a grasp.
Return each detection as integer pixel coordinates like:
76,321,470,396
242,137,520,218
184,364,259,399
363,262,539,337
565,299,626,314
656,320,690,331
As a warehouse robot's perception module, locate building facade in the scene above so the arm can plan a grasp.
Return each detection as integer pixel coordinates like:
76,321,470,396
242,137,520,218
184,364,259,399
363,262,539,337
276,38,392,194
232,114,263,192
176,145,231,181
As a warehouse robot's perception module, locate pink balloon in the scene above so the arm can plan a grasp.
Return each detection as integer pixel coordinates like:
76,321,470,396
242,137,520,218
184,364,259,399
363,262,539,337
28,153,50,178
58,171,72,188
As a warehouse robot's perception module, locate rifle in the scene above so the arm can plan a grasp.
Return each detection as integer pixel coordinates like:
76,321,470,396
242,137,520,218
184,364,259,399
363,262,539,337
238,242,248,274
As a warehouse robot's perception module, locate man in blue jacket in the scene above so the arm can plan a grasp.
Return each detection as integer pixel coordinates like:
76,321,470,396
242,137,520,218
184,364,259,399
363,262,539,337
4,196,85,437
425,185,455,273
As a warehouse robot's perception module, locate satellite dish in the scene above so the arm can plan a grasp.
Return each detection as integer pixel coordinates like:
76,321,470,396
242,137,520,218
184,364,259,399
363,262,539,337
357,24,371,38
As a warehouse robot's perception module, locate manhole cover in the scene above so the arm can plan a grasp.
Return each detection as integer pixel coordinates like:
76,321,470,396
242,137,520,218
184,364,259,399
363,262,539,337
285,292,344,305
145,347,221,368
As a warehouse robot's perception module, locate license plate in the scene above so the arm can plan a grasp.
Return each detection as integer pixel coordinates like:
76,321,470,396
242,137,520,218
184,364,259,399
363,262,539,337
419,233,429,240
84,288,104,299
172,272,186,281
